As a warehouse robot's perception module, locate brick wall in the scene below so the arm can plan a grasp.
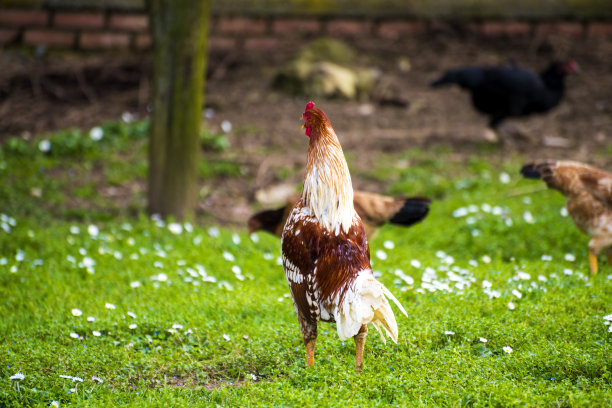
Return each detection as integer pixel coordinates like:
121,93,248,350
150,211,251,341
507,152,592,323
0,6,611,52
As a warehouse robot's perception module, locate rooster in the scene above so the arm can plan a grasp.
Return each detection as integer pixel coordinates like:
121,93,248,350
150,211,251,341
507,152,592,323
249,190,430,239
521,160,612,274
431,60,578,129
281,101,407,373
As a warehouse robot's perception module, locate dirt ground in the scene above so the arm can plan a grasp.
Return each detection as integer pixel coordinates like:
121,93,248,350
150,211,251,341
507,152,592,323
1,33,611,225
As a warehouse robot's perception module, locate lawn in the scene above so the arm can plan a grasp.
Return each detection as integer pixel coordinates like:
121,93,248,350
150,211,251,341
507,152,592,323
1,120,611,407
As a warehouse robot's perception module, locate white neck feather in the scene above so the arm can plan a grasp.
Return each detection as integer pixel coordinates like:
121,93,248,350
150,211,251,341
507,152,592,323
303,124,355,235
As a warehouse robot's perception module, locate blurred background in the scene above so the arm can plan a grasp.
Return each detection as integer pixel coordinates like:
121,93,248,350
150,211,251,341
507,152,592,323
0,0,611,224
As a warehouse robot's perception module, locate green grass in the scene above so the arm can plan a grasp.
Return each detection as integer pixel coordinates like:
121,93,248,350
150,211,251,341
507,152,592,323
1,121,611,407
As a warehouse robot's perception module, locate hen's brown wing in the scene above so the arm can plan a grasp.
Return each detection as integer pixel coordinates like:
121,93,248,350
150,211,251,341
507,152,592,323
578,167,612,209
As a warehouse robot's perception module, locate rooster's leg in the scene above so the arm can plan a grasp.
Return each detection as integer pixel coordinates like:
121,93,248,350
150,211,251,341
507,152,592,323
305,338,316,367
300,318,318,368
354,324,368,374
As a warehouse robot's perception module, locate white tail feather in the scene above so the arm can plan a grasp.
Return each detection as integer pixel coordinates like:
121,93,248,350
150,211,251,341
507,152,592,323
382,284,408,318
334,271,407,343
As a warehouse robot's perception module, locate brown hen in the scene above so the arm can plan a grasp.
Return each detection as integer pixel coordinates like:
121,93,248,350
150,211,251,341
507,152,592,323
521,160,612,273
249,191,430,239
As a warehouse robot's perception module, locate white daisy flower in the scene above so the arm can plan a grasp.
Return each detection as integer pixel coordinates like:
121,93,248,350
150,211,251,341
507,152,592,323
208,227,220,238
105,303,116,310
121,112,135,123
69,332,79,339
168,223,183,235
9,373,25,381
172,324,184,330
444,330,455,335
453,207,468,218
375,250,387,260
127,311,136,318
502,346,513,354
89,127,104,141
92,376,104,383
92,331,101,337
482,255,491,264
88,224,99,237
87,316,95,322
512,289,522,299
223,251,235,262
221,120,232,133
223,334,231,341
232,234,241,245
384,240,395,250
507,302,516,310
130,281,141,288
71,308,82,317
410,259,421,268
39,139,51,152
82,257,95,268
564,253,576,262
560,207,568,217
523,211,534,224
129,324,137,330
479,337,487,343
499,172,510,184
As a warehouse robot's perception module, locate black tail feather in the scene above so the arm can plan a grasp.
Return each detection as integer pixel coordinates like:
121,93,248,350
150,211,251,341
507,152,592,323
388,197,431,227
520,162,555,180
520,163,542,179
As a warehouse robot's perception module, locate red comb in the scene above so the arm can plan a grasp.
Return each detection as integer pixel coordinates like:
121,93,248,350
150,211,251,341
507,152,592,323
305,101,315,111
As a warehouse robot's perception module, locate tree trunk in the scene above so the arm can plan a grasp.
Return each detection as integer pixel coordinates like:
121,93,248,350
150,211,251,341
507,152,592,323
147,0,211,219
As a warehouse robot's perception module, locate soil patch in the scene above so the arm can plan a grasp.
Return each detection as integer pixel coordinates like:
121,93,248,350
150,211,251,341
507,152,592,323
1,34,611,225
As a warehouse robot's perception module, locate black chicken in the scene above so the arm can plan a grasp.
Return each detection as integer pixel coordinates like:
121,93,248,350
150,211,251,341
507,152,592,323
430,60,578,128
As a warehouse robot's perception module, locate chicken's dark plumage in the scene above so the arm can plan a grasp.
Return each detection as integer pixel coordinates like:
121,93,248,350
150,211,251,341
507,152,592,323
431,60,578,128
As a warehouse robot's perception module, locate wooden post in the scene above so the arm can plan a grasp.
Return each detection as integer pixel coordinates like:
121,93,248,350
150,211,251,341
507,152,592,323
147,0,211,219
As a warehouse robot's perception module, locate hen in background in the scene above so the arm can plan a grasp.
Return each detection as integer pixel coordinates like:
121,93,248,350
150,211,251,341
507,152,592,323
249,190,430,239
431,60,578,131
281,102,407,373
521,160,612,274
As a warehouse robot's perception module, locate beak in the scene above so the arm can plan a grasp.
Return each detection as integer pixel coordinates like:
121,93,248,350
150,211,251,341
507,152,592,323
301,124,306,129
